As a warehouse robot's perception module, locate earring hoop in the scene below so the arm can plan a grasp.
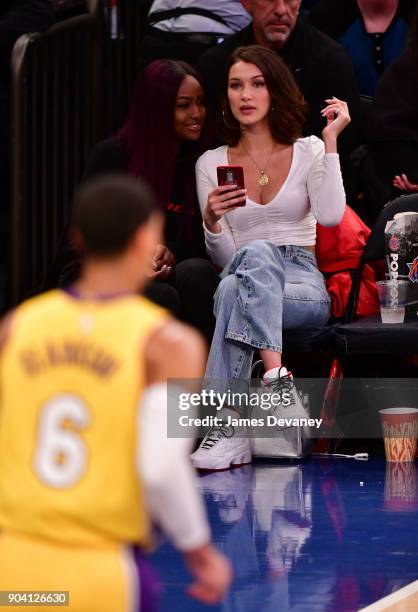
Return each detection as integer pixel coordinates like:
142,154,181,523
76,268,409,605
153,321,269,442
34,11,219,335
222,108,236,130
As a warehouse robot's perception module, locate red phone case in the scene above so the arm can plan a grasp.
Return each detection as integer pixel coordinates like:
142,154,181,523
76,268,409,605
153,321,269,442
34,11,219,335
217,165,245,190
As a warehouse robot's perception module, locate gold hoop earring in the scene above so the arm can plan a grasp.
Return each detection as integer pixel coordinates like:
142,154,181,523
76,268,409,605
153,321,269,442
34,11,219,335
222,108,236,130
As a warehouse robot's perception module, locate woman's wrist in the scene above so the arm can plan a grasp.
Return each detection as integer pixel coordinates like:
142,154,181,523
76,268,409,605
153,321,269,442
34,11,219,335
203,212,222,234
323,135,337,154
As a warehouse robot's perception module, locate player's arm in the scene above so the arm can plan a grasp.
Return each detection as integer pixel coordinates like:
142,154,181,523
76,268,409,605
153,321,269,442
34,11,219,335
139,320,232,604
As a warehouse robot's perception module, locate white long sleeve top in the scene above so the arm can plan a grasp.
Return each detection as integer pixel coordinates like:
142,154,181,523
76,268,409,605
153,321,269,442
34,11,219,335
195,136,346,269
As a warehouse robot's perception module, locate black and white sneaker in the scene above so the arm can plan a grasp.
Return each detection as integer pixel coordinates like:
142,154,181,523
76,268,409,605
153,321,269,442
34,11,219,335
190,409,252,471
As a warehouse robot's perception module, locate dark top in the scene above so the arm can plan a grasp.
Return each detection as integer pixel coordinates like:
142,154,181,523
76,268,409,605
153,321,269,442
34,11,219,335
368,49,418,143
83,137,207,262
307,0,415,95
196,20,362,155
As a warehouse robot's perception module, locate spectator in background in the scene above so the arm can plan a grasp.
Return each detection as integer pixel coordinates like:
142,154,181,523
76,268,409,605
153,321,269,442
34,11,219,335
196,0,361,200
50,60,219,340
307,0,416,96
367,5,418,200
139,0,251,67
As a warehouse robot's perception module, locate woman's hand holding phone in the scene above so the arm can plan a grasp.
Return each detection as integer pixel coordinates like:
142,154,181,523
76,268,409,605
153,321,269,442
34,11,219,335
203,185,247,232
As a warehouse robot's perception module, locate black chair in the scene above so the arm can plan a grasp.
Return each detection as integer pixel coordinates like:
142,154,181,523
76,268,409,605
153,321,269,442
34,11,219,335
334,194,418,365
283,317,342,454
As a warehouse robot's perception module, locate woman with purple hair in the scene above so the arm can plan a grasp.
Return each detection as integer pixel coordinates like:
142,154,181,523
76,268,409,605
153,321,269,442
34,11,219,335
52,59,219,339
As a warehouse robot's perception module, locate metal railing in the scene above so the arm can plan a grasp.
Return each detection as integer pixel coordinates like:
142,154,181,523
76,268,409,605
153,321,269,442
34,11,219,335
10,0,147,305
10,12,101,305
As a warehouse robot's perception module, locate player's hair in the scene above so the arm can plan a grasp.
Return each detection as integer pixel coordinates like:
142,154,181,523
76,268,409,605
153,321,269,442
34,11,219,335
72,174,158,256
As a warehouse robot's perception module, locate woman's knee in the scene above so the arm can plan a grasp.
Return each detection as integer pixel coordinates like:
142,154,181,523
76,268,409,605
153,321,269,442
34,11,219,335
175,258,219,292
214,274,239,311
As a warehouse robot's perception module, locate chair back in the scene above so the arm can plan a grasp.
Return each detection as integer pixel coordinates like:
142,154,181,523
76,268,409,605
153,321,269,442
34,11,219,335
362,194,418,264
344,194,418,321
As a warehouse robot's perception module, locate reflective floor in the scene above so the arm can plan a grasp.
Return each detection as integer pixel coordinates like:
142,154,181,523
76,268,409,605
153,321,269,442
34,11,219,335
151,458,418,611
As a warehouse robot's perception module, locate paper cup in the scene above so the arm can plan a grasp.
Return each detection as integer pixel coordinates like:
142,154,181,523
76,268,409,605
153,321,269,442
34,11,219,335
384,461,418,511
379,408,418,462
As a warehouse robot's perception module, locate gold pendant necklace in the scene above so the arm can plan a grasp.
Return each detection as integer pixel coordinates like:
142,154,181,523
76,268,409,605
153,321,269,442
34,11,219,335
242,143,276,188
258,171,269,187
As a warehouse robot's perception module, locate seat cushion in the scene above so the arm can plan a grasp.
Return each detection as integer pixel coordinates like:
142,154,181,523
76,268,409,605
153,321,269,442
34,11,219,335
283,326,334,352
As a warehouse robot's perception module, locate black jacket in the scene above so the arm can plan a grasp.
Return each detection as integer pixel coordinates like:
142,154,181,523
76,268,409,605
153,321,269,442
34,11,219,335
196,20,362,155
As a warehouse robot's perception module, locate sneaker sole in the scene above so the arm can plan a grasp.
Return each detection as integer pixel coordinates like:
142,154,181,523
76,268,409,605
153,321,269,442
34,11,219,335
191,450,252,471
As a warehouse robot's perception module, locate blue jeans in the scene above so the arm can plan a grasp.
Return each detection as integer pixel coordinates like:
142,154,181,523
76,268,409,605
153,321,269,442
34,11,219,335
205,241,331,396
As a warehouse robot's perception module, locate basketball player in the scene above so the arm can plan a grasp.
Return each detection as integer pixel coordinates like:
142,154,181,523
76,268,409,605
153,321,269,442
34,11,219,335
0,175,231,611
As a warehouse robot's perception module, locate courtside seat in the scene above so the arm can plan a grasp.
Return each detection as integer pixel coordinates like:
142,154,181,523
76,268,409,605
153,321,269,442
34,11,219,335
335,316,418,355
283,326,335,353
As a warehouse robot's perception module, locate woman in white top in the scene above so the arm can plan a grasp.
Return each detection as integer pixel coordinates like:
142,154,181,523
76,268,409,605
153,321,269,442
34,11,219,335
191,46,350,471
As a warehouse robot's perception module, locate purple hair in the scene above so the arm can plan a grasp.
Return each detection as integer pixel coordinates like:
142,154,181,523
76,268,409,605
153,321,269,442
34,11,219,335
117,59,207,210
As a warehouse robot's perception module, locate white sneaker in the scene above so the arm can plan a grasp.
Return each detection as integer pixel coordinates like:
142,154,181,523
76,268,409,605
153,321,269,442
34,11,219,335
191,409,252,471
262,365,308,421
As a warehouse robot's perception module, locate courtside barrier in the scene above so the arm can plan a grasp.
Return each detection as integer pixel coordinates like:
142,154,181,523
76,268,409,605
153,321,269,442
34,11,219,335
10,12,101,304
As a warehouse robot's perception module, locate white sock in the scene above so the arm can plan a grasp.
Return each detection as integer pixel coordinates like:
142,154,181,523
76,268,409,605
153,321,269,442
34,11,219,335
263,366,288,381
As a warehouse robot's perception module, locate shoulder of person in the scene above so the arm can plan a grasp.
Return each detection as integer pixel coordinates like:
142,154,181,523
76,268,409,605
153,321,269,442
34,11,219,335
196,145,227,171
297,135,325,158
300,20,353,63
145,319,206,382
197,25,253,72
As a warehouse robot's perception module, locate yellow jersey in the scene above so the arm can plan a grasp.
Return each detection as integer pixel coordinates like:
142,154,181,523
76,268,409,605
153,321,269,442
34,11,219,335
0,290,168,548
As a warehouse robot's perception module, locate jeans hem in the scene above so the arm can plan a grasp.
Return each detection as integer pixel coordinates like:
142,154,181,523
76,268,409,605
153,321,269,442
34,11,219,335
225,332,282,353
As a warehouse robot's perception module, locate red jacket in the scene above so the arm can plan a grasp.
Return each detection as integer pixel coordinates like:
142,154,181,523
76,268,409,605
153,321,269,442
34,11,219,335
316,206,381,319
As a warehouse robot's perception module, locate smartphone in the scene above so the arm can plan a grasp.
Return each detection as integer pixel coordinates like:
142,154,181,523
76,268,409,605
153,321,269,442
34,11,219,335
217,165,245,190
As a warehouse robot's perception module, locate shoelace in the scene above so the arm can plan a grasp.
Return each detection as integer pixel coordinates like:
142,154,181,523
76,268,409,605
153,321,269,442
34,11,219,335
201,424,235,449
264,372,296,405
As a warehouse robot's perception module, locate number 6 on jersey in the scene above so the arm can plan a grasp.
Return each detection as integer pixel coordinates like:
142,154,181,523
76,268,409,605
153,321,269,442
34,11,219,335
34,395,90,488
